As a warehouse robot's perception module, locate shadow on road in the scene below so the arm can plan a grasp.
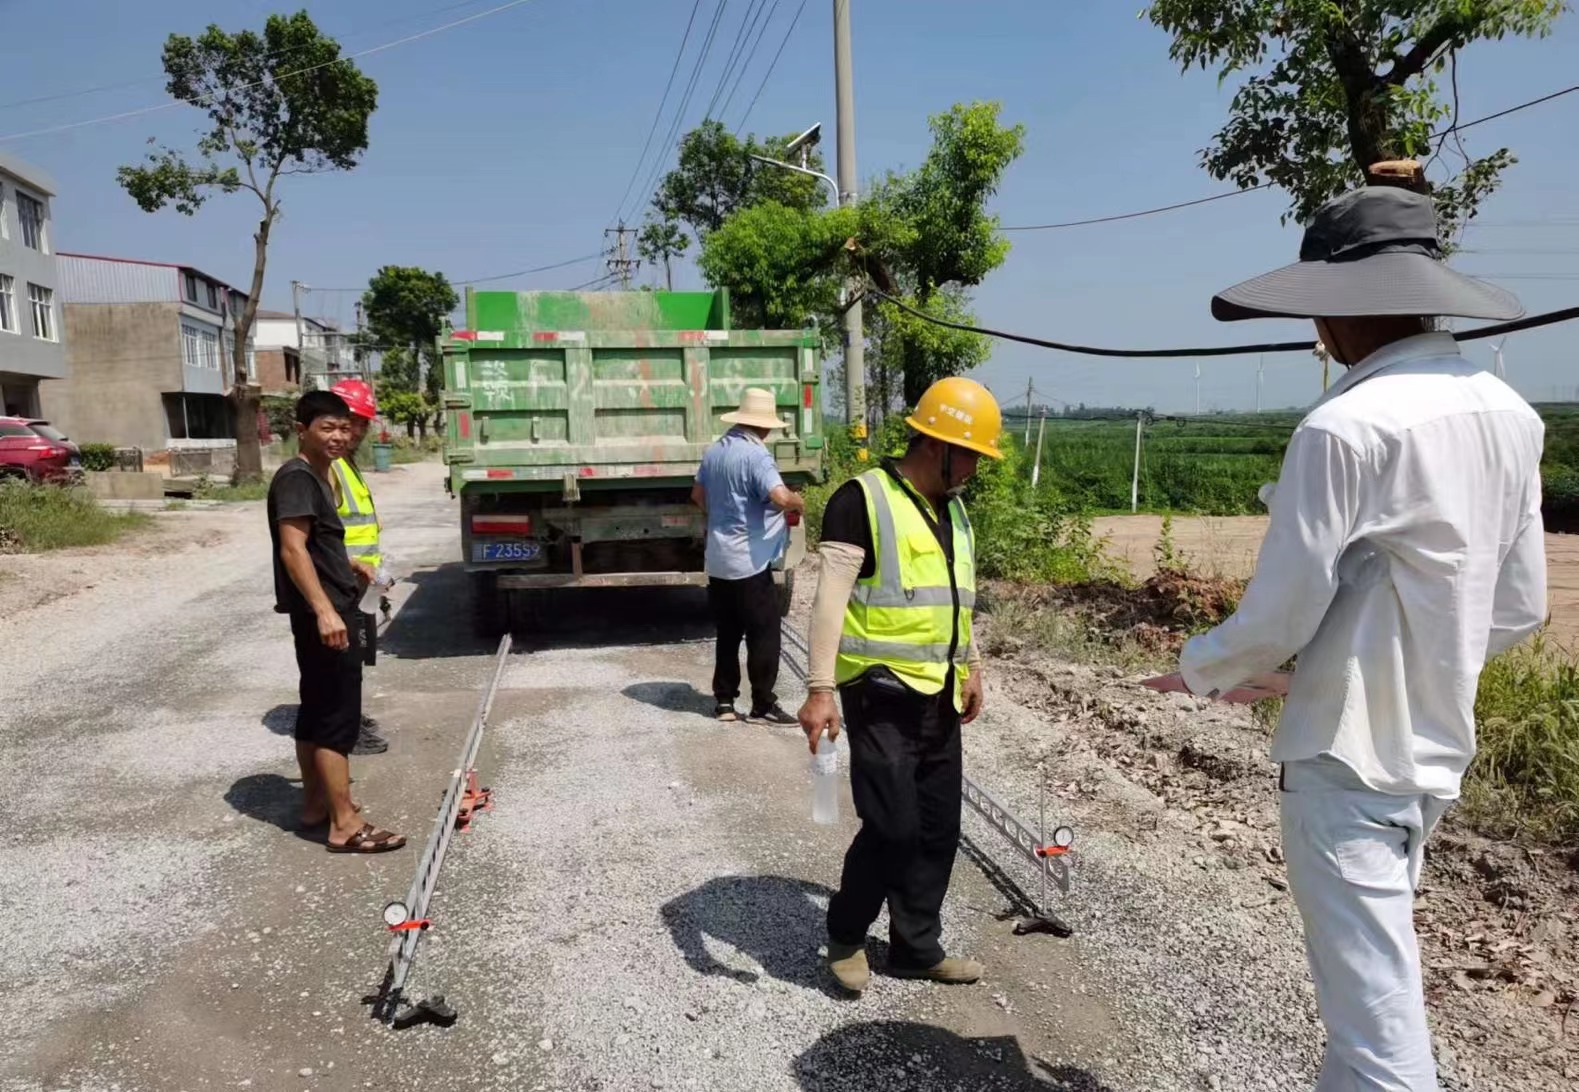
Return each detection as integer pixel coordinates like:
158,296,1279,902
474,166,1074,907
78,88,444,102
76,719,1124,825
661,875,842,997
792,1021,1116,1091
224,772,302,832
380,563,716,660
959,832,1041,922
622,680,714,718
261,704,297,737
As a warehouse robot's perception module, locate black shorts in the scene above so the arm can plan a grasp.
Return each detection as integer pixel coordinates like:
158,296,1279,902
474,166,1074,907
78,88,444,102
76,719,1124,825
289,610,363,755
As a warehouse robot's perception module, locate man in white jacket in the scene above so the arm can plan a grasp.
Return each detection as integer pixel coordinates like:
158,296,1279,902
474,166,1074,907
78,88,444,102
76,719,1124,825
1151,182,1547,1090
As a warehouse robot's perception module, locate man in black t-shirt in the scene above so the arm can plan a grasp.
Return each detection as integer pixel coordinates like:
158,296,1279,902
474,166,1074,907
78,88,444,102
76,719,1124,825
268,391,405,855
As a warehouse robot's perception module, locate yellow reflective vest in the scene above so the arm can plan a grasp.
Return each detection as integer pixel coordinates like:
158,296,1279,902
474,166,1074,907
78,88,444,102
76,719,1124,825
835,466,976,711
332,457,380,568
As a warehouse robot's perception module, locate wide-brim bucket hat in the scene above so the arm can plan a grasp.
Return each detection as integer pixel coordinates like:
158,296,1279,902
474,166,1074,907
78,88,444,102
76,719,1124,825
1212,186,1523,323
720,387,788,431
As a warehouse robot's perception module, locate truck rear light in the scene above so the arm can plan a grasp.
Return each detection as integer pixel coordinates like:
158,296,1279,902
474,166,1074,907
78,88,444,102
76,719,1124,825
472,514,533,534
458,412,471,439
485,469,512,480
803,383,813,409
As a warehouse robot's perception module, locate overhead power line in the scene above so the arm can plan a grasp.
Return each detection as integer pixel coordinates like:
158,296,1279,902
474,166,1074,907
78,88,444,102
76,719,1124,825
1000,84,1579,233
703,0,772,123
718,0,781,123
867,289,1579,359
734,0,808,134
455,252,605,286
307,252,602,292
610,0,706,227
0,0,538,144
630,1,733,221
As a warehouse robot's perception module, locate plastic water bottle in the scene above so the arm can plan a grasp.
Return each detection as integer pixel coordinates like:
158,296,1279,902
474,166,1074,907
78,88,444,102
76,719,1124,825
810,738,839,825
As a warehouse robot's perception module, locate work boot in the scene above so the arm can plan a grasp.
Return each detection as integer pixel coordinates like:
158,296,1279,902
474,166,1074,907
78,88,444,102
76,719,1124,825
890,956,983,985
352,716,389,756
714,703,739,723
827,942,869,995
749,703,797,727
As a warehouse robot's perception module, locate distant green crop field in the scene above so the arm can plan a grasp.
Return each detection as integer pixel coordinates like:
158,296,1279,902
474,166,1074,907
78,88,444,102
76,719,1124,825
1029,405,1579,523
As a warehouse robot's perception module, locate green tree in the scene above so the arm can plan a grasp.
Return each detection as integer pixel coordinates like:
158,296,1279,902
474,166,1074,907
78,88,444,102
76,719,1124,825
637,218,690,290
697,101,1024,412
118,10,378,481
360,265,457,403
652,119,830,240
1145,1,1565,231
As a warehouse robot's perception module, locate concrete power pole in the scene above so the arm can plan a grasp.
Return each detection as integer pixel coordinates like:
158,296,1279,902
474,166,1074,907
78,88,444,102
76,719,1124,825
291,280,309,388
1131,411,1145,513
1194,361,1201,416
834,0,866,458
1023,378,1034,445
1031,410,1047,488
1256,354,1264,413
1491,340,1507,380
604,224,638,289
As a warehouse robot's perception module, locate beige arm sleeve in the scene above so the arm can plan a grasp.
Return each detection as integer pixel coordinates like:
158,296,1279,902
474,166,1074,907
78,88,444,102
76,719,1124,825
805,541,865,692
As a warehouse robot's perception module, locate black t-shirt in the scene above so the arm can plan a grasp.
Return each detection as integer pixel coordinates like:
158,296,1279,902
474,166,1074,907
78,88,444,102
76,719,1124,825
268,458,358,616
820,464,955,579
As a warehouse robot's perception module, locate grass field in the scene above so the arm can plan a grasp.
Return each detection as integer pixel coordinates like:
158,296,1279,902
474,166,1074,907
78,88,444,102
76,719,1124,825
1024,403,1579,523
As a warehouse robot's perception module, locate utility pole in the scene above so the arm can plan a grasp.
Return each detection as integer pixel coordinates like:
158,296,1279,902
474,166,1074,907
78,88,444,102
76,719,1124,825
1194,361,1201,416
1023,378,1034,445
1491,339,1507,380
291,280,308,388
834,0,866,458
1031,410,1047,488
1131,411,1145,513
604,223,639,289
1256,354,1264,413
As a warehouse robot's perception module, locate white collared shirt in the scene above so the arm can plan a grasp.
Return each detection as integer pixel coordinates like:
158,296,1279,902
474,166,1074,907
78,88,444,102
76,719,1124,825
1180,332,1547,798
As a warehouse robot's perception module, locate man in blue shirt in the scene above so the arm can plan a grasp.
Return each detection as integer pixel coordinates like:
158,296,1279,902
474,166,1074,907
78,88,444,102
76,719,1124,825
692,388,806,724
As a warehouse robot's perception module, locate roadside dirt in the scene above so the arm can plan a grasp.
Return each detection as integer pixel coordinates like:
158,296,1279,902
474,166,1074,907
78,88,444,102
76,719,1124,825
1092,514,1579,648
0,504,246,616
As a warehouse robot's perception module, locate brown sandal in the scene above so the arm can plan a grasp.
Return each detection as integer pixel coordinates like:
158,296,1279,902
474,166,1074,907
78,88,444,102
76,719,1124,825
326,823,407,854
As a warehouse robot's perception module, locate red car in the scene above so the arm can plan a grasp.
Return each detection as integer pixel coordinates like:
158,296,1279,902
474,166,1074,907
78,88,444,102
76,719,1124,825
0,416,76,483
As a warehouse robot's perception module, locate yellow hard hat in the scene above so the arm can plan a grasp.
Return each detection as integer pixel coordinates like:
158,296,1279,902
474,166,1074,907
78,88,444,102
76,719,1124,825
904,376,1004,460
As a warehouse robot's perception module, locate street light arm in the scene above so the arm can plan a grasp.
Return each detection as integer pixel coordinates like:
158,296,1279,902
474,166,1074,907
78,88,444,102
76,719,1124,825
749,154,841,207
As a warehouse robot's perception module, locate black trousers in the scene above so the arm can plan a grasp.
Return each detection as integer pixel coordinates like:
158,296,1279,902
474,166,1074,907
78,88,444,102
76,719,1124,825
707,569,781,711
826,667,962,969
289,610,363,755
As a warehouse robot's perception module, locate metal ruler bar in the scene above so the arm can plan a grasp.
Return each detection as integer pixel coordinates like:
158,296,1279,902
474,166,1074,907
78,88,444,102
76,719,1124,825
962,775,1068,896
381,634,512,1013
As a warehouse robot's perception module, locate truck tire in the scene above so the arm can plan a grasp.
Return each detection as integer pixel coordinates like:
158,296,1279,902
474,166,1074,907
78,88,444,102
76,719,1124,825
777,570,795,618
471,572,504,638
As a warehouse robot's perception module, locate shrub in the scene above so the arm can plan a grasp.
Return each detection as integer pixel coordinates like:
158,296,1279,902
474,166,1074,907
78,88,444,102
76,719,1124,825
80,443,117,472
1465,635,1579,842
0,481,150,551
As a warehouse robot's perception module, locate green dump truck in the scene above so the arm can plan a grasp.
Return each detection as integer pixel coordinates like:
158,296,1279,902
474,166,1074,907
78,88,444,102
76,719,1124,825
441,288,826,635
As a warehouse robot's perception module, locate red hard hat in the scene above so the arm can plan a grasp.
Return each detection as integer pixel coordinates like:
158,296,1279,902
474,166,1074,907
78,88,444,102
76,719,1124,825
330,378,377,420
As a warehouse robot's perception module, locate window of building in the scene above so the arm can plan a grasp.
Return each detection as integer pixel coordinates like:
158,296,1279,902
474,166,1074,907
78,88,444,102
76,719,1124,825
17,192,45,252
183,272,198,302
182,322,221,370
27,283,54,341
206,282,219,310
0,275,14,334
0,183,8,240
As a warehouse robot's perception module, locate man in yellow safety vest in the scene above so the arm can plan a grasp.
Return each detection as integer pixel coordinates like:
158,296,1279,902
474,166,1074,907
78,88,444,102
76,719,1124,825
329,379,387,756
797,376,1002,995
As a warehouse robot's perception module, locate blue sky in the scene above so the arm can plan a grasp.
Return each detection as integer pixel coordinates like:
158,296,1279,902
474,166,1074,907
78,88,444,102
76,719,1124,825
2,0,1575,412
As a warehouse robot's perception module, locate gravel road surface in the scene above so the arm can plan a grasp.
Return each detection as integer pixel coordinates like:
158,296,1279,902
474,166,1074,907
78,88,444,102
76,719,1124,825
3,467,1568,1091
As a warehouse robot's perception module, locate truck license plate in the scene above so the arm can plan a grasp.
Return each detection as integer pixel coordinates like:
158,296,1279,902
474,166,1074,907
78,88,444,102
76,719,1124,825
477,540,541,562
